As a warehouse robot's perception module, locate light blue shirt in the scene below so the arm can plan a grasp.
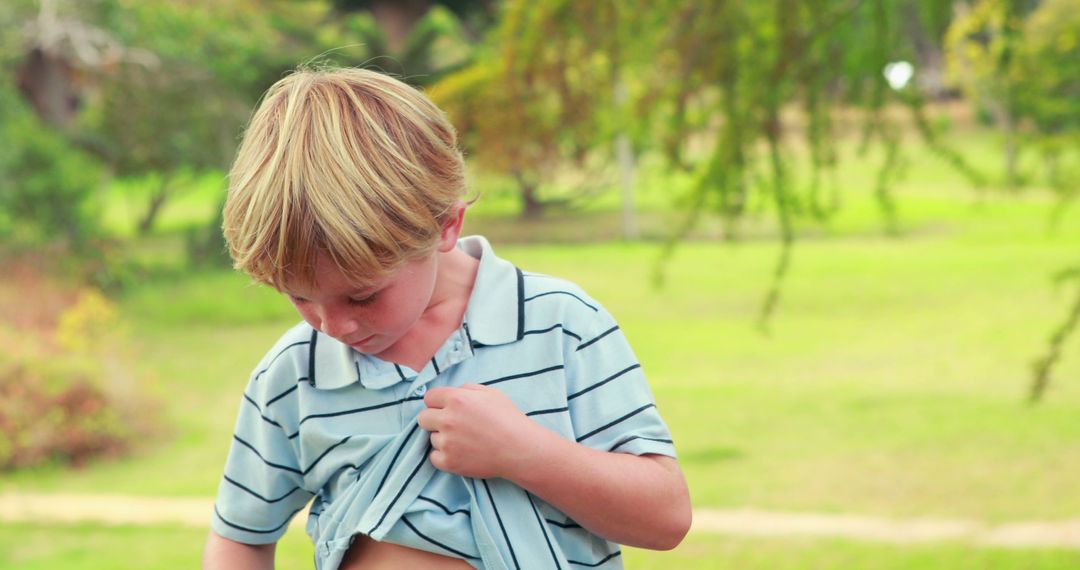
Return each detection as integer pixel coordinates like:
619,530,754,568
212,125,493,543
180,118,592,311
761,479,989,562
211,236,677,569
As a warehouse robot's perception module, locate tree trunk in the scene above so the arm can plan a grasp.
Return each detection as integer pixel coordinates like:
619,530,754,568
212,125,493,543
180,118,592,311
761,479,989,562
137,175,173,235
514,171,543,219
613,80,638,240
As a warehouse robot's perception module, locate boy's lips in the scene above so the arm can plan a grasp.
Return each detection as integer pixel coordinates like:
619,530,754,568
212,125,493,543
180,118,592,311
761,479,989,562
348,334,376,348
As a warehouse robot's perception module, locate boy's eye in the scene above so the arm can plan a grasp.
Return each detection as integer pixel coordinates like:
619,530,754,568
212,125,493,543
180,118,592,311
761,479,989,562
348,294,377,306
288,295,308,304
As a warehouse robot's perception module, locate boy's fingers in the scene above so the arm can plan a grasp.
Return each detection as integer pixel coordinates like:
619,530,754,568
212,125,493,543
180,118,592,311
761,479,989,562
423,386,456,408
424,385,489,409
429,449,449,472
417,408,440,431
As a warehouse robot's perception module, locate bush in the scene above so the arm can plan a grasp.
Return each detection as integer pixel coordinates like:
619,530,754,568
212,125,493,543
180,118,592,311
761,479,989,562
0,260,156,471
0,365,128,469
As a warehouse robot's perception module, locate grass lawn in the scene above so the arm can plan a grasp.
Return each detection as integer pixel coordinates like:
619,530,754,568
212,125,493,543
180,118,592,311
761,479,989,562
4,128,1080,565
3,522,1080,570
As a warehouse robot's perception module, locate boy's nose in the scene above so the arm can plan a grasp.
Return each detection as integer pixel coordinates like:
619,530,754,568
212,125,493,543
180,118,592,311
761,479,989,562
319,309,359,338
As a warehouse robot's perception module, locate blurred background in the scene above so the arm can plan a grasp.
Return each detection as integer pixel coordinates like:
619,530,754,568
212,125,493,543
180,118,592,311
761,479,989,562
2,0,1080,568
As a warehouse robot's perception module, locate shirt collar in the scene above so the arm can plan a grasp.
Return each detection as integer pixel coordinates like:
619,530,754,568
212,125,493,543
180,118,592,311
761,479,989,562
459,235,524,347
308,235,523,391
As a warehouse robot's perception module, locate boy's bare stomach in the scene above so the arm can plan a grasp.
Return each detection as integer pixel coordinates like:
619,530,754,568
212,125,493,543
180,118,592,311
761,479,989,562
338,535,473,569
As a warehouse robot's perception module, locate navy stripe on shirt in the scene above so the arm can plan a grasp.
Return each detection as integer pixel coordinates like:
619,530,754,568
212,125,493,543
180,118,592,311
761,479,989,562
568,551,622,567
575,326,619,351
524,290,599,312
575,404,657,443
252,341,310,382
417,495,471,517
566,364,641,401
483,479,520,570
214,504,302,535
480,365,565,387
527,492,563,569
401,516,480,560
223,474,303,504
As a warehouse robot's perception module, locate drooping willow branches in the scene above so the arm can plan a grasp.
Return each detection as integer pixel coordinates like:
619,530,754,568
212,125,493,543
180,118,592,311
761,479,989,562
437,0,985,314
434,0,1076,398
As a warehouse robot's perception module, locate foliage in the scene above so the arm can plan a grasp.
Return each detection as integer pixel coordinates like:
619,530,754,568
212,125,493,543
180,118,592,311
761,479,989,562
1014,0,1080,194
80,0,328,235
1030,267,1080,401
0,80,104,248
433,3,648,217
87,63,241,234
0,262,155,471
946,0,1080,397
54,289,119,352
435,0,984,325
0,365,128,470
945,0,1080,188
184,195,231,269
1012,0,1080,131
330,4,475,85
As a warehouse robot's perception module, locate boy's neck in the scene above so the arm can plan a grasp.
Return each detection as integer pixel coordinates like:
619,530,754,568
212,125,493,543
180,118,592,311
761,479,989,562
376,247,479,372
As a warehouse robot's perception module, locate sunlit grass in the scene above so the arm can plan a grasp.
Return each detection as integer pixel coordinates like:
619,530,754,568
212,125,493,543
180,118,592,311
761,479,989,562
3,523,1079,570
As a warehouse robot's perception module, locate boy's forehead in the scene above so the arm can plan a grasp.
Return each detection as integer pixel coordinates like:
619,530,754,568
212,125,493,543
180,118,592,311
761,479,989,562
282,254,390,296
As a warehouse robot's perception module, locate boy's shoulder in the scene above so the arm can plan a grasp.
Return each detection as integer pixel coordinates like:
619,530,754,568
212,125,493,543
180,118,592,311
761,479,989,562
515,269,615,336
245,320,315,390
518,270,596,308
463,236,608,334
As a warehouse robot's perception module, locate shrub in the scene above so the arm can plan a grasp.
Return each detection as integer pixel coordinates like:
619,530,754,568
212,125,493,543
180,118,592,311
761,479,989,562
0,365,128,469
0,259,156,471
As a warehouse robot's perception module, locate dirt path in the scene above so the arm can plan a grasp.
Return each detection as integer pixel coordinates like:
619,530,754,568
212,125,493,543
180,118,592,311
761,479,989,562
1,492,1078,550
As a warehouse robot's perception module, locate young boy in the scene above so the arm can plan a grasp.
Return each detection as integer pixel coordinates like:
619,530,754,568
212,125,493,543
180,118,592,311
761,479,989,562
202,67,691,570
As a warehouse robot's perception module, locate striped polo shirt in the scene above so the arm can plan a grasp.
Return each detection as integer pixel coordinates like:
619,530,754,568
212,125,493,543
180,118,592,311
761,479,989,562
211,235,677,569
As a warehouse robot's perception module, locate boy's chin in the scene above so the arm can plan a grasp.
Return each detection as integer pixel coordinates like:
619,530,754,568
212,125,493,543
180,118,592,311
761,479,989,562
347,334,378,351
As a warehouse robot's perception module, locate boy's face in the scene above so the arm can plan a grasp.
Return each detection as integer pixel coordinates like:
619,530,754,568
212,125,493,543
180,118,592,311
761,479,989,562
283,202,467,362
285,252,440,359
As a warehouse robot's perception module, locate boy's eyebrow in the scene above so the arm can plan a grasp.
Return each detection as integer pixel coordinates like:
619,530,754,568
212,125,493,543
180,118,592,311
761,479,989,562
348,282,390,297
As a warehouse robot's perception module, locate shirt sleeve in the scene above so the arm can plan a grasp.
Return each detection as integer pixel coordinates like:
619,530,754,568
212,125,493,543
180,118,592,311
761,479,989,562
563,306,677,458
211,383,315,544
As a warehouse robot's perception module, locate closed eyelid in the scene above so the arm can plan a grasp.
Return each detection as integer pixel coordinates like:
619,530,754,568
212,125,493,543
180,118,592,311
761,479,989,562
348,292,379,305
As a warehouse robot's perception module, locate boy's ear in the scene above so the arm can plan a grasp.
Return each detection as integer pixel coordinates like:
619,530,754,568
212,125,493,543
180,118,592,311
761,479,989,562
436,201,467,252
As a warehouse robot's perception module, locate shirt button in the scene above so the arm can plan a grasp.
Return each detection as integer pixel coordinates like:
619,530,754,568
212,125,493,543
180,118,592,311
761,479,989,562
414,384,427,396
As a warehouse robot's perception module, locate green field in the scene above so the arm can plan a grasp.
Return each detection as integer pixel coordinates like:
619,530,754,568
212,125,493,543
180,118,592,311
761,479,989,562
3,522,1080,570
3,134,1080,567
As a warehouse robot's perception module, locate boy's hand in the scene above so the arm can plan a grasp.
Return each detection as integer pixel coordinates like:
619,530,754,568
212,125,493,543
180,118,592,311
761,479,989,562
417,384,541,479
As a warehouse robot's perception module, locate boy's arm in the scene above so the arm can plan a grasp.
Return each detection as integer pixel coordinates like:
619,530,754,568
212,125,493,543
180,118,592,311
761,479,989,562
202,530,276,570
418,385,692,550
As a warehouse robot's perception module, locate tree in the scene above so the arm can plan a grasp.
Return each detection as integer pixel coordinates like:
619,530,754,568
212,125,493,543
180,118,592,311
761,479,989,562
0,0,106,249
81,0,330,235
1005,0,1080,401
434,0,983,316
0,77,103,248
432,2,652,219
945,0,1038,189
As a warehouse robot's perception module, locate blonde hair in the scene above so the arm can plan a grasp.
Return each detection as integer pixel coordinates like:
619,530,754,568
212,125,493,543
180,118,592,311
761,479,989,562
223,67,466,291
